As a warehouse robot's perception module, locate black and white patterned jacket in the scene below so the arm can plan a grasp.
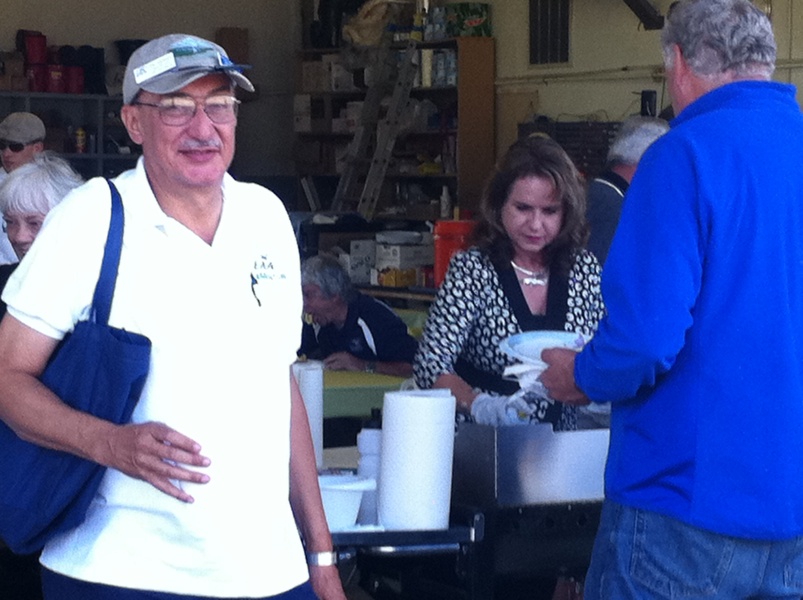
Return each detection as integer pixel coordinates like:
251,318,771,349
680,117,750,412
413,247,605,429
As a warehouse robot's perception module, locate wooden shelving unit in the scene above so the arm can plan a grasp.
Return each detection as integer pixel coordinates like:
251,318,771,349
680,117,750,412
293,37,495,215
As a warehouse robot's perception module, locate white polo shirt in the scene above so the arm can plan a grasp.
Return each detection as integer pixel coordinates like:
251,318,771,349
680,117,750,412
3,159,308,597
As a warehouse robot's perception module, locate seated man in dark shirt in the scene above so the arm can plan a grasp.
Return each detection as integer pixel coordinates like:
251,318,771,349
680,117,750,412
299,254,418,378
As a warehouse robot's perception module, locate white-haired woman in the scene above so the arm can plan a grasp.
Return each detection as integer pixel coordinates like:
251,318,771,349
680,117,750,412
0,152,83,319
0,151,82,598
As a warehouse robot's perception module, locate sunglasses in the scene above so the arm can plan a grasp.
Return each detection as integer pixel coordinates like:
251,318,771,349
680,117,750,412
0,140,29,152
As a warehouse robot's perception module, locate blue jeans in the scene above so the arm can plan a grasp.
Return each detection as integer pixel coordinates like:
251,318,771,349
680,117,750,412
41,569,318,600
585,500,803,600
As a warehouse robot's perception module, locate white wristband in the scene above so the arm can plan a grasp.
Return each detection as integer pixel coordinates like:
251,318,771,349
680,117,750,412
306,550,337,567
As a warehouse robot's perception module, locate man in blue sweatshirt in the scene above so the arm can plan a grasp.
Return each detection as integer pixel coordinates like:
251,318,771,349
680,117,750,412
542,1,803,598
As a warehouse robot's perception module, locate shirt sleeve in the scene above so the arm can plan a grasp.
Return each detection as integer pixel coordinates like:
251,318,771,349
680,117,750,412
575,136,705,403
358,297,418,363
413,250,486,389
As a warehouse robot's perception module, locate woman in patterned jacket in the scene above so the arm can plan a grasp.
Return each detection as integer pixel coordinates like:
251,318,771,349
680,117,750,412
414,135,605,430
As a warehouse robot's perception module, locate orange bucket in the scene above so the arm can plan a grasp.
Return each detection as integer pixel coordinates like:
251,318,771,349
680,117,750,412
433,220,474,286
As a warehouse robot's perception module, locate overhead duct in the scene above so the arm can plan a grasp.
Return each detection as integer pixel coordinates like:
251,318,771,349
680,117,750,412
622,0,665,30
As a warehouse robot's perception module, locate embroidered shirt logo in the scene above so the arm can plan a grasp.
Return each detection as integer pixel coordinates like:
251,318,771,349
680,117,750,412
250,254,288,306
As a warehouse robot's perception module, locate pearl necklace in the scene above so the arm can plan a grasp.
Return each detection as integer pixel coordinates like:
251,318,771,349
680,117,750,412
511,261,548,286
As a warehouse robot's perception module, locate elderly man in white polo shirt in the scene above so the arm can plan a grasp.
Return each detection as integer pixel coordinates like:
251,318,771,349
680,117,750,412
0,112,46,264
0,34,345,600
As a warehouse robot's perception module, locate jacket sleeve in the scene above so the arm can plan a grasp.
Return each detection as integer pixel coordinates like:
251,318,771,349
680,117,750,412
413,250,487,389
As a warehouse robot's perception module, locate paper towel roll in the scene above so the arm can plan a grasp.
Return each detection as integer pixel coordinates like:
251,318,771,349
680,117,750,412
357,428,382,525
378,389,456,530
292,361,324,469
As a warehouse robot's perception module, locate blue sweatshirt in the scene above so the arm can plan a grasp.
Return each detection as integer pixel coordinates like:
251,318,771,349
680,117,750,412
575,81,803,539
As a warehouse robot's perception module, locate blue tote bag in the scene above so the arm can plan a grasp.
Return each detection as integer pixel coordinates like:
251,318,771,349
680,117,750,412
0,179,151,554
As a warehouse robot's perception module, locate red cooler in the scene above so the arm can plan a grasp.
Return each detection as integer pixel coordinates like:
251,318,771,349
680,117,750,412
46,65,65,93
65,66,84,94
23,33,47,65
433,220,474,286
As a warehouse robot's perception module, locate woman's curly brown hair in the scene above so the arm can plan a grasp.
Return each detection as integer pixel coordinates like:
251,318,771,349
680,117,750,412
471,134,589,275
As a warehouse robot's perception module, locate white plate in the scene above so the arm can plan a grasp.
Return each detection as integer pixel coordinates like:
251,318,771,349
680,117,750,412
499,330,589,366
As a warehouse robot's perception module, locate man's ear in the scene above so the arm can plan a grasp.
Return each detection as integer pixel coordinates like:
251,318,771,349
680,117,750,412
121,105,144,145
32,141,44,153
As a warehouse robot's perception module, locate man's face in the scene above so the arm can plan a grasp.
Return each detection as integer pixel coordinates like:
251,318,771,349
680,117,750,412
1,140,43,173
302,284,344,327
121,74,237,193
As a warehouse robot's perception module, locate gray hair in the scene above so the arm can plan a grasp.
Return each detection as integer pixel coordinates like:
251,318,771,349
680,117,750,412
0,151,83,216
607,116,670,167
661,0,776,80
301,253,357,302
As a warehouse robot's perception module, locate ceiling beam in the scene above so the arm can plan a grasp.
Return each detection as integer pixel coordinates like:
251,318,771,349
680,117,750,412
622,0,665,30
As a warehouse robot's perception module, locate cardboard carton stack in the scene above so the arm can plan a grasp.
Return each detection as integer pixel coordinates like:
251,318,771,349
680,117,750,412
330,232,434,288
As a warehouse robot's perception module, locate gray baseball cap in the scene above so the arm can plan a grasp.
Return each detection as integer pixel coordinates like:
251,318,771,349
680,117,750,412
122,34,254,104
0,112,46,144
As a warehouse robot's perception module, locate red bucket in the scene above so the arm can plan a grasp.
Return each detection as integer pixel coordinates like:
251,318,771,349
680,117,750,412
46,64,65,93
24,33,47,65
65,66,84,94
433,220,474,286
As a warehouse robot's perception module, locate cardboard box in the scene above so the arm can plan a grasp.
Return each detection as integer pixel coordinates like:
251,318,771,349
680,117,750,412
375,243,434,270
331,117,350,134
0,52,25,78
339,253,371,285
334,239,375,284
330,64,353,91
445,3,492,37
301,60,330,92
330,61,357,92
293,114,312,132
293,94,311,132
350,239,376,262
371,267,418,288
294,94,311,114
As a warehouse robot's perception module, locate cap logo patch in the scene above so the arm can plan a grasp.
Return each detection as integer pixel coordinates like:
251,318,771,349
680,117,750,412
133,51,177,84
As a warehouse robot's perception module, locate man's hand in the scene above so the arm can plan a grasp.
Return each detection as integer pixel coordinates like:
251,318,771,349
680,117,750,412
540,348,590,406
102,422,211,503
323,352,364,372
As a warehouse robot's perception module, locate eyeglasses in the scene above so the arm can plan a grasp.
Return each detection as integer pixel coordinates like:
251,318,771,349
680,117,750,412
133,95,241,126
0,140,28,152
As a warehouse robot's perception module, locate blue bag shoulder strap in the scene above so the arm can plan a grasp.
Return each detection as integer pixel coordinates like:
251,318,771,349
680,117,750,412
91,179,124,326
